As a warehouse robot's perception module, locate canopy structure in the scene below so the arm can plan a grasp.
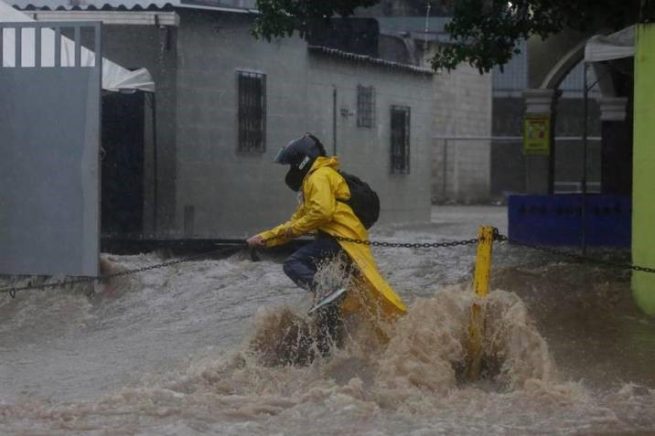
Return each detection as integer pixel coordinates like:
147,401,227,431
584,25,635,63
577,25,635,254
0,0,154,92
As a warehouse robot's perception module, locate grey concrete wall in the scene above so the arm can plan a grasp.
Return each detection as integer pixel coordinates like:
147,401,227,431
174,11,434,238
431,63,493,203
306,55,434,225
174,11,308,239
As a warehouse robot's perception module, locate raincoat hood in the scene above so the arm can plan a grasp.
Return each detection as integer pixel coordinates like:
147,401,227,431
308,156,340,174
286,156,339,192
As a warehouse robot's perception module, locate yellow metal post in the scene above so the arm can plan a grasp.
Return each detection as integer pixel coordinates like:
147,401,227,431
466,225,495,380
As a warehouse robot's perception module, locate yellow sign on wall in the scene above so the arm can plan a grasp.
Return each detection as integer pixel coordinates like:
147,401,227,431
523,114,551,155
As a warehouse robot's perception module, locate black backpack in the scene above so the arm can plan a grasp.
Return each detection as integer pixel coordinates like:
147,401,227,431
338,171,380,229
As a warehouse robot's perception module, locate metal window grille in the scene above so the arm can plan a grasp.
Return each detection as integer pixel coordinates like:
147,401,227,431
357,85,375,128
237,70,266,152
390,105,410,174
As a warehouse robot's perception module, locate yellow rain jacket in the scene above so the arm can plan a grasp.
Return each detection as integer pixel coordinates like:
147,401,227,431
258,156,407,320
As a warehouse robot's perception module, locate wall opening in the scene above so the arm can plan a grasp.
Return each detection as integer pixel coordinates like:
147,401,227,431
101,91,145,237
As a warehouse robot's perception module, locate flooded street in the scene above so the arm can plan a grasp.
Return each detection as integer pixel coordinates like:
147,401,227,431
1,206,654,435
1,0,650,433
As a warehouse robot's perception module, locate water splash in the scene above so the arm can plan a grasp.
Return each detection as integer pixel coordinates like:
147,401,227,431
1,241,654,434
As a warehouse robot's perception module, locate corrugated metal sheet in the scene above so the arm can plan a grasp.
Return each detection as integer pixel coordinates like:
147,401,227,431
9,0,176,10
308,45,433,75
8,0,256,11
376,17,450,36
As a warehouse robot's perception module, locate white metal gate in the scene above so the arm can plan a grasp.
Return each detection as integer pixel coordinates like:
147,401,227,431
0,21,101,276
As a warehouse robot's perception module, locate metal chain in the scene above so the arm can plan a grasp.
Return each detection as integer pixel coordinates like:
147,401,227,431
493,232,655,274
5,229,654,298
0,246,242,298
333,235,480,249
335,230,655,274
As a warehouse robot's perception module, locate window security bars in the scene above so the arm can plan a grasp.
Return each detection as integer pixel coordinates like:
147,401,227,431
390,105,410,174
237,70,266,152
356,85,375,128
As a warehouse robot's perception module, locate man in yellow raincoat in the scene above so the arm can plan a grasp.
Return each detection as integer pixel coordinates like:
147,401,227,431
246,134,406,343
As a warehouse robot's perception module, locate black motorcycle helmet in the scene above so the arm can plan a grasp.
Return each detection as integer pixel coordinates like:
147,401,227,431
274,134,327,191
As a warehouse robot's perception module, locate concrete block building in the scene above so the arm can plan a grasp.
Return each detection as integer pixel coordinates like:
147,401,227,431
11,0,435,240
373,17,494,204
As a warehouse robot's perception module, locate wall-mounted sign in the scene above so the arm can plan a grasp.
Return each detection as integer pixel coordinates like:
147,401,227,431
523,114,551,155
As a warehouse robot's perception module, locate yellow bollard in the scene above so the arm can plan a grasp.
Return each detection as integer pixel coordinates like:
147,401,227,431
466,225,495,381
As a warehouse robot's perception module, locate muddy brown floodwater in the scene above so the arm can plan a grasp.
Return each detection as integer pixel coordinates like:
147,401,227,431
1,206,653,435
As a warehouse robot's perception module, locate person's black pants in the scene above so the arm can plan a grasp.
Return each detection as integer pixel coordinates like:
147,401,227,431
282,233,347,353
282,233,344,292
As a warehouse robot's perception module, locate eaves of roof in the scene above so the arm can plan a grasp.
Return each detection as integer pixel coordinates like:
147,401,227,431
307,45,434,76
8,0,256,12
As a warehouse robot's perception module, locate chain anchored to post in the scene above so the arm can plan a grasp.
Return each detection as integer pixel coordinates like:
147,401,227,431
466,225,495,381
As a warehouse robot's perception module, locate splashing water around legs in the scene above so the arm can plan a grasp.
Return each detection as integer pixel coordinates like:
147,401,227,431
247,253,555,397
249,256,353,366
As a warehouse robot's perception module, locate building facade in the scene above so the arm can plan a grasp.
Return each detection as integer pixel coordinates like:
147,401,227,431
371,16,494,204
13,1,435,239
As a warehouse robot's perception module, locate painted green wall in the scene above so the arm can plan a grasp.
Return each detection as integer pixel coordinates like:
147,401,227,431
633,24,655,315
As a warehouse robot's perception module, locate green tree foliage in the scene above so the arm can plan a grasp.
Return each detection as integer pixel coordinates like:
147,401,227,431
253,0,642,72
252,0,379,40
434,0,640,73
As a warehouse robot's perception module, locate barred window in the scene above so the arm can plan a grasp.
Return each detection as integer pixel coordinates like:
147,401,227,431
357,85,375,128
237,70,266,152
390,105,410,174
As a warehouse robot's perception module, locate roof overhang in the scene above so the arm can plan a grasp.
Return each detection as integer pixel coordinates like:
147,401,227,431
7,0,258,14
174,3,256,13
0,0,156,92
308,45,433,76
584,25,635,63
26,10,179,26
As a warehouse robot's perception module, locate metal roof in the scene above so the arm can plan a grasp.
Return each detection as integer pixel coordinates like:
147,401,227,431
376,17,450,35
308,45,433,75
376,16,453,43
8,0,256,11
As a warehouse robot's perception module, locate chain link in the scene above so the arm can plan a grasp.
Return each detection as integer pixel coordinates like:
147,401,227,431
4,229,655,298
493,232,655,274
333,235,480,249
336,230,655,274
0,246,242,298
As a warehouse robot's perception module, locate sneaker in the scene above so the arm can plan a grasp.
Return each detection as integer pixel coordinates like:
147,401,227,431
308,287,348,314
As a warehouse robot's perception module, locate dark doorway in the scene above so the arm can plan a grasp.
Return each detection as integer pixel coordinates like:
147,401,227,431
101,92,145,237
